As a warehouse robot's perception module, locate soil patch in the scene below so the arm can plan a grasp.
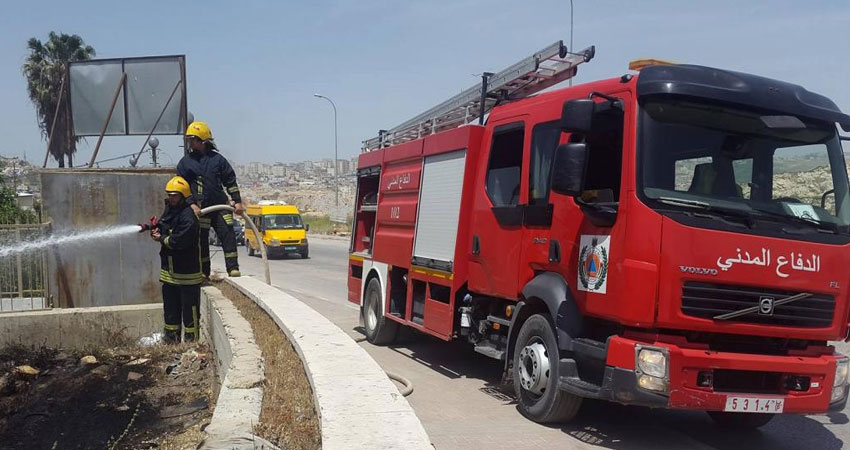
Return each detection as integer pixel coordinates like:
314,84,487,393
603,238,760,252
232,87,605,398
219,282,320,450
0,341,216,450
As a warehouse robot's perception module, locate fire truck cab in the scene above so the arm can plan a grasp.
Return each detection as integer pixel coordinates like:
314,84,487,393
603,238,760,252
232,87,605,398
348,45,850,427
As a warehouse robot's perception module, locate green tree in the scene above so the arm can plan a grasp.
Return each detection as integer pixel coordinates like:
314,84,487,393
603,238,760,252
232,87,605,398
0,160,35,223
22,32,95,168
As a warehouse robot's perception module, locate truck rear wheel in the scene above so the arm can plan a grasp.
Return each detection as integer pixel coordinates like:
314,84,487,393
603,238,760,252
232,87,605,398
513,314,582,423
706,411,774,429
248,244,255,257
363,277,398,345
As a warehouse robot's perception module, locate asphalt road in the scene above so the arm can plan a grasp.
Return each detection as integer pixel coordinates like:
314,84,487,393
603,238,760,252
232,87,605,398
212,237,850,450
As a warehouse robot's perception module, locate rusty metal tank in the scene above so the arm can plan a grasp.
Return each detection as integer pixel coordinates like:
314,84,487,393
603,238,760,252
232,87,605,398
40,169,174,307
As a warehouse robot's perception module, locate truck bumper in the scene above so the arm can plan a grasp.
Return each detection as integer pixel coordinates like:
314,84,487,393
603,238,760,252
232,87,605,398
560,335,848,414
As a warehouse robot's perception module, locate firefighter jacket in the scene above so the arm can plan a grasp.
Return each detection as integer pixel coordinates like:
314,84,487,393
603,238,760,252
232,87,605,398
157,200,203,286
176,149,242,208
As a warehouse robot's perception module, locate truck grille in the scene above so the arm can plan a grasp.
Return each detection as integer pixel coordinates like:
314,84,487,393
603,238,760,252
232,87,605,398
713,369,783,394
681,282,835,328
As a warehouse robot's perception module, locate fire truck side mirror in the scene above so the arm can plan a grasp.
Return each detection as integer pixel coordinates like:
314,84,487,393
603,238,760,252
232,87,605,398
560,99,594,134
551,143,588,197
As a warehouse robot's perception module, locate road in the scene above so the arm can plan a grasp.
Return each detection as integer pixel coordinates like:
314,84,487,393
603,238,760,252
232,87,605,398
213,237,850,450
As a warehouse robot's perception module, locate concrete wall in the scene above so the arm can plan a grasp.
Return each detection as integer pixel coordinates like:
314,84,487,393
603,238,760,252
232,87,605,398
40,169,174,307
0,304,163,350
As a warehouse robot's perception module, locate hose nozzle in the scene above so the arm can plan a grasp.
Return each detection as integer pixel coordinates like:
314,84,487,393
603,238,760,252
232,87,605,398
139,216,159,233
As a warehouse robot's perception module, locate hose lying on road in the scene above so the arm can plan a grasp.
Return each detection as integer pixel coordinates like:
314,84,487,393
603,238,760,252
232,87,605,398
353,336,414,396
199,204,271,285
387,370,414,397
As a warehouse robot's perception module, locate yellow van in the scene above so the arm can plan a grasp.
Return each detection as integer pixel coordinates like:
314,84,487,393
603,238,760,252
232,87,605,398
245,204,309,258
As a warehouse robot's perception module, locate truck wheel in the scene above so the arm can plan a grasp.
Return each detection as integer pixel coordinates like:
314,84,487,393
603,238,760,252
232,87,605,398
301,248,309,259
513,314,582,423
248,245,255,257
706,411,774,429
363,277,397,345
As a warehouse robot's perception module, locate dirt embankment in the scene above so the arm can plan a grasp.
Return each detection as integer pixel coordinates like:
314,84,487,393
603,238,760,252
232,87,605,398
218,282,321,450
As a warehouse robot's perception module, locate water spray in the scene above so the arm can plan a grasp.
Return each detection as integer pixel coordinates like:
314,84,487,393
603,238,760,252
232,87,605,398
0,225,142,259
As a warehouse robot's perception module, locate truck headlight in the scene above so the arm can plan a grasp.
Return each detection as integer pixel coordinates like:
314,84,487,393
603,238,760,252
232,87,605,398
832,385,846,403
301,238,308,244
270,239,280,246
831,359,849,403
835,359,849,387
636,347,668,393
638,348,668,378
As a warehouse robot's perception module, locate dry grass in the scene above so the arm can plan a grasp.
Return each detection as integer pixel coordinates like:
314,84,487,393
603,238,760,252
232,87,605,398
219,282,321,450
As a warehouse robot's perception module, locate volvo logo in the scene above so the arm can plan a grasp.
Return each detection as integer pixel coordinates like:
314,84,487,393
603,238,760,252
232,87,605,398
759,297,775,315
679,266,718,276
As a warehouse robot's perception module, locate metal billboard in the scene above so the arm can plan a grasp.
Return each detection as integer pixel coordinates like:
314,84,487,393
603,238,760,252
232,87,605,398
69,55,187,136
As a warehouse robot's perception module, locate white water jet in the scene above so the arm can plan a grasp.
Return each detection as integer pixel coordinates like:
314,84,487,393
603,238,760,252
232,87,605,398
0,225,142,258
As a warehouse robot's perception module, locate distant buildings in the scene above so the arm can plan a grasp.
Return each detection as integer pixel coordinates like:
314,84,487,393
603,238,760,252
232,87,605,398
234,156,358,190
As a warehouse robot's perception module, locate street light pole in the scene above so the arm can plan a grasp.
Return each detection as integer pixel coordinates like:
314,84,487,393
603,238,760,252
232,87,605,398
314,93,339,207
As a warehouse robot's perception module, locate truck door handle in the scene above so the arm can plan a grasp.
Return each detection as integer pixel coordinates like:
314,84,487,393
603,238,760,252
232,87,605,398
472,235,480,255
549,239,561,263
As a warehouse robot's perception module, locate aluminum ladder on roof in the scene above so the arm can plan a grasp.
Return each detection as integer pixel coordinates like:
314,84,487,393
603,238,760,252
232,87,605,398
362,41,596,152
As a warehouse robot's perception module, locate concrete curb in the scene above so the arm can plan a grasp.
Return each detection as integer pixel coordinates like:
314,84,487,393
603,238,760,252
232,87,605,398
0,304,163,350
227,276,433,450
199,286,272,450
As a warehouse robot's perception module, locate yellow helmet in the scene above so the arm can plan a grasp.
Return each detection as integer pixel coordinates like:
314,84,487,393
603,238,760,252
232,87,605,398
185,121,213,142
165,176,191,198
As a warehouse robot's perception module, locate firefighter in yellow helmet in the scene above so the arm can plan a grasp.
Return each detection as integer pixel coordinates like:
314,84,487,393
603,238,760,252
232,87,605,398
177,121,243,278
150,176,203,343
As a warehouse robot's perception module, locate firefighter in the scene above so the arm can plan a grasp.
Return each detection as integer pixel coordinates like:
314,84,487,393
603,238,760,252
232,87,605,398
177,121,242,278
150,176,203,343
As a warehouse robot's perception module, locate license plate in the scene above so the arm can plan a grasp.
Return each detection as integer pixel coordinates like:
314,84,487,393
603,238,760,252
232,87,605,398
724,396,784,413
284,246,297,251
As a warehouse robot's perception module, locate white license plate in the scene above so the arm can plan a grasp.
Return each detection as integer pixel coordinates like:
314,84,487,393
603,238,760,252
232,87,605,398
724,396,784,413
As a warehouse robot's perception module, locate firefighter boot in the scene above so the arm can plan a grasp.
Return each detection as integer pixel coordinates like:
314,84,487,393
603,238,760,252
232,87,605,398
164,327,181,344
229,269,241,277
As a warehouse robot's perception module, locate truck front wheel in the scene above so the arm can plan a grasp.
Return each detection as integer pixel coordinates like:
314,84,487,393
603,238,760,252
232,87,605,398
706,411,774,429
513,314,582,423
363,277,398,345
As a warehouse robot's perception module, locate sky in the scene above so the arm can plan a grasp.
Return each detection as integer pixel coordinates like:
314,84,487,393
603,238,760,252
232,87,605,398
1,0,849,167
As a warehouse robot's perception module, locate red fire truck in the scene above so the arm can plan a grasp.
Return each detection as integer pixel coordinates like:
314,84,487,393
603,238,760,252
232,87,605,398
347,40,850,427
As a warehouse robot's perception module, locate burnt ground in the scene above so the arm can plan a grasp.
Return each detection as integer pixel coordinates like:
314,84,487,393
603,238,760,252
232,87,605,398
0,342,217,450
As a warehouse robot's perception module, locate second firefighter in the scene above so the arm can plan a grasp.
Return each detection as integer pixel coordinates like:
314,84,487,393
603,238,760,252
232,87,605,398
178,121,242,278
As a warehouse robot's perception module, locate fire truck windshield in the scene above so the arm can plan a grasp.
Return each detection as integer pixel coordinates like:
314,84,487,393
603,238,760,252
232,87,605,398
639,99,850,232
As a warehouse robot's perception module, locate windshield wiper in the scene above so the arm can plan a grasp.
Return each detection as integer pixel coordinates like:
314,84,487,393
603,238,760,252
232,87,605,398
654,196,755,221
749,207,840,234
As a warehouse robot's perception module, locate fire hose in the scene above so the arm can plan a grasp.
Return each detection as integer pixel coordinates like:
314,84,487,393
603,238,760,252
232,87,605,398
139,205,271,285
352,336,414,396
199,204,271,285
199,208,409,394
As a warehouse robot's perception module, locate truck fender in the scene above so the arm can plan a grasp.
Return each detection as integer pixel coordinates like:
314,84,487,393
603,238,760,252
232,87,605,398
519,272,583,351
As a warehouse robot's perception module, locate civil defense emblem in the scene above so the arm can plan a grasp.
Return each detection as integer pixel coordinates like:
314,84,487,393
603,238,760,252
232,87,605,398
578,235,610,294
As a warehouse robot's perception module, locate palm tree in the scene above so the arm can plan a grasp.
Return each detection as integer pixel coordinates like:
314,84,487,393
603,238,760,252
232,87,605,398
22,32,95,168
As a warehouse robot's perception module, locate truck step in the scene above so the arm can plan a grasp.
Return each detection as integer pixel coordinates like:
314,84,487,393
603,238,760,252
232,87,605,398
559,376,603,399
474,343,505,361
571,338,607,361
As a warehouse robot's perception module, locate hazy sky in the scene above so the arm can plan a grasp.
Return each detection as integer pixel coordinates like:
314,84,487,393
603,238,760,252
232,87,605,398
1,1,848,167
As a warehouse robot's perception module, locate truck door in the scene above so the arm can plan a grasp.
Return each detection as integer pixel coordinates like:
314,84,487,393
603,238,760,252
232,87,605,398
519,120,565,277
468,120,528,299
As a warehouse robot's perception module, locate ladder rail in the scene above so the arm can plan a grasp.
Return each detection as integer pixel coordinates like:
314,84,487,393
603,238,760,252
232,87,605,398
363,41,595,152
